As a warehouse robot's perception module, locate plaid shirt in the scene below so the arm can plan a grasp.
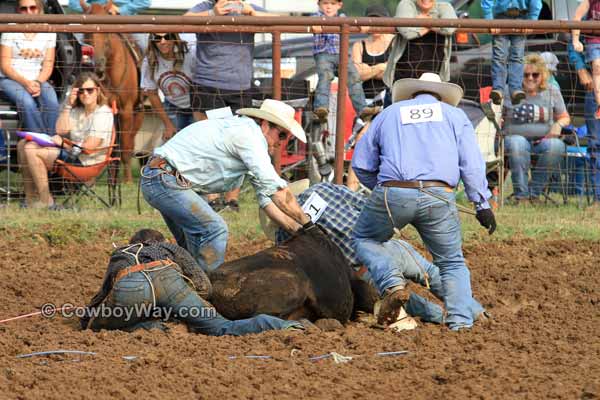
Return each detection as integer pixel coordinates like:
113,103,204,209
276,183,364,267
312,10,346,55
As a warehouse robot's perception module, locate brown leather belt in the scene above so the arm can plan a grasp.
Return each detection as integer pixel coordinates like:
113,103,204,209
147,156,175,173
503,8,527,17
114,259,173,284
382,180,453,189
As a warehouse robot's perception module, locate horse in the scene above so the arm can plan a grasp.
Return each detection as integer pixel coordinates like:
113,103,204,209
79,0,144,183
208,229,378,325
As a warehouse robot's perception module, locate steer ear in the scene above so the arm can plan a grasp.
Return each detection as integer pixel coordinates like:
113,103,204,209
79,0,90,13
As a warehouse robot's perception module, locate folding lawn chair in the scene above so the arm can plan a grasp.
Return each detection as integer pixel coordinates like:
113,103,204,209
52,121,120,208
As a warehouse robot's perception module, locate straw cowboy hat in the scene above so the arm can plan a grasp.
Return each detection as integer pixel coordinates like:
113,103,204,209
259,179,310,241
392,72,463,106
237,99,306,143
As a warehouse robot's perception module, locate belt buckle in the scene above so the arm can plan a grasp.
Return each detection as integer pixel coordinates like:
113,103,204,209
506,8,519,17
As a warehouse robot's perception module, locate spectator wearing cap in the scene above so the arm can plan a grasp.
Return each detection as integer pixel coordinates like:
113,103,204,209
540,51,560,89
141,99,314,272
504,54,570,204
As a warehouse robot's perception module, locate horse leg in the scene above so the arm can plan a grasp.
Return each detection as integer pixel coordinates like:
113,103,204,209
118,106,135,183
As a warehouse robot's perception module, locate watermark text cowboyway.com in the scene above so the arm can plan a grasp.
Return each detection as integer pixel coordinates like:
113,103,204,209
40,302,217,321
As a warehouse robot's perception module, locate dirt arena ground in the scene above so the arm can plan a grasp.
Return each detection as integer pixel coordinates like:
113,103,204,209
0,233,598,400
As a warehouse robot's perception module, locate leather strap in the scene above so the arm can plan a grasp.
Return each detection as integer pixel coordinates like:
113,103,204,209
114,259,173,283
147,156,168,170
382,180,453,189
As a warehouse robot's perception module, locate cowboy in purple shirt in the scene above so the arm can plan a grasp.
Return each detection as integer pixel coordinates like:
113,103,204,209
351,72,497,331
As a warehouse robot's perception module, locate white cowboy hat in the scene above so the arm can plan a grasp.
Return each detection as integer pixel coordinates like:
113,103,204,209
392,72,463,106
236,99,306,143
258,179,310,241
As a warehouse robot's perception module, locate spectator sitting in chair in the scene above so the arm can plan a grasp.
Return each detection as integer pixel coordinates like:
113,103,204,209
311,0,378,123
81,228,306,335
0,0,59,136
17,72,113,209
504,54,570,204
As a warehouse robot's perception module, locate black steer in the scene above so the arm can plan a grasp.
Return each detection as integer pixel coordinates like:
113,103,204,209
209,229,363,323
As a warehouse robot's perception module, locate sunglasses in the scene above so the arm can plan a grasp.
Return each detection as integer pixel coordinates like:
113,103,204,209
18,5,38,12
524,72,540,79
79,87,98,95
152,33,176,43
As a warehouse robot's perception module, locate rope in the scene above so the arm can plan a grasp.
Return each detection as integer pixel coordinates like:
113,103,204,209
383,187,430,289
0,305,78,324
419,187,477,216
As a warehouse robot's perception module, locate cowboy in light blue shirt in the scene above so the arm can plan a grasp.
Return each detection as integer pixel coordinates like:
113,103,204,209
351,73,496,331
141,99,313,272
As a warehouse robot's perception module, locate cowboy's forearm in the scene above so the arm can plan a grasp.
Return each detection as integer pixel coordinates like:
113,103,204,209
271,188,311,225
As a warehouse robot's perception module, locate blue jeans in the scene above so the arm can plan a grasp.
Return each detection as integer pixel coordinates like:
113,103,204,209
141,165,228,271
504,135,566,199
0,78,59,135
163,100,194,132
89,267,298,335
373,240,485,324
313,52,366,114
585,91,600,201
491,34,526,95
352,185,474,330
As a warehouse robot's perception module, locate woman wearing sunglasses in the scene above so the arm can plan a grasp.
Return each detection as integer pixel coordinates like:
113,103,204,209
504,53,571,204
141,33,196,140
0,0,59,135
17,72,113,209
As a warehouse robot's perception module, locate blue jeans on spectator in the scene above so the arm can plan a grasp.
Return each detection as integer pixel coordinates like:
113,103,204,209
584,91,600,201
313,52,366,114
0,78,59,135
370,240,485,324
89,266,298,335
352,185,474,330
491,34,526,96
141,165,228,271
163,100,194,132
504,135,566,199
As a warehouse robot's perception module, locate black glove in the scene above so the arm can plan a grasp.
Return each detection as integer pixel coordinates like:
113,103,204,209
301,220,318,233
300,220,329,241
476,208,497,235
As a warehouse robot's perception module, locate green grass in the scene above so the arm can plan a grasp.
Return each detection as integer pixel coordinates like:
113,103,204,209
2,171,600,245
3,153,599,244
